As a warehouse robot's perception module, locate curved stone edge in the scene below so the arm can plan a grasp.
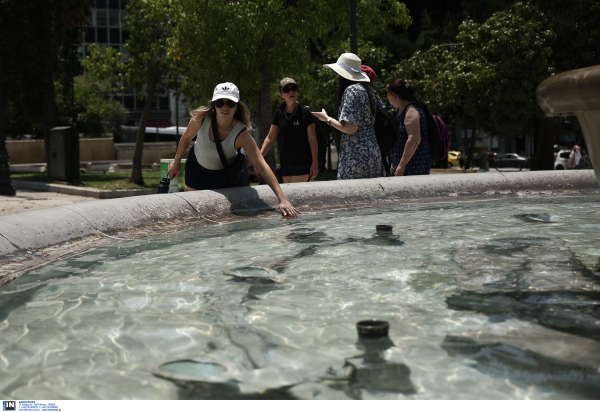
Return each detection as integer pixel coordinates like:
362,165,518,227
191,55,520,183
0,170,597,258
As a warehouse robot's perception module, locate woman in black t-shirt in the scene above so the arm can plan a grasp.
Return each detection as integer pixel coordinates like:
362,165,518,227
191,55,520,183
260,78,319,183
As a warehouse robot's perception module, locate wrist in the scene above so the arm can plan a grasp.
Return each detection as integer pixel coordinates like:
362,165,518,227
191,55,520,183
326,117,332,126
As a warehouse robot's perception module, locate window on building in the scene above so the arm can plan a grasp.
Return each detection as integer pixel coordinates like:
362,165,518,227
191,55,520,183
97,28,108,43
123,96,135,109
159,96,169,111
96,9,108,26
109,28,120,43
96,0,107,8
85,27,96,43
109,10,119,26
108,0,119,9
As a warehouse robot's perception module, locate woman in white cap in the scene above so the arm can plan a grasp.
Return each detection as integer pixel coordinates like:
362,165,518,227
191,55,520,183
260,77,319,183
168,82,300,217
312,53,385,180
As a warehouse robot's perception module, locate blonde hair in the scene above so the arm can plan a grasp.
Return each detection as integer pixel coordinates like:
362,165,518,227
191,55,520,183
190,100,253,129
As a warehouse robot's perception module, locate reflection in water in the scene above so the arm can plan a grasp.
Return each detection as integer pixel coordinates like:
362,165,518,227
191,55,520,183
442,335,600,398
447,290,600,341
516,214,559,223
343,337,415,395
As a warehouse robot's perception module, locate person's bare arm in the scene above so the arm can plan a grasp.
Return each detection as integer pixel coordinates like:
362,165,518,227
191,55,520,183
307,123,319,180
395,107,421,177
237,131,300,217
259,124,280,159
311,109,358,135
168,118,202,178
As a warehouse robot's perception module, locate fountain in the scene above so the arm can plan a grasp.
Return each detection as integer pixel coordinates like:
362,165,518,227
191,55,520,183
537,65,600,183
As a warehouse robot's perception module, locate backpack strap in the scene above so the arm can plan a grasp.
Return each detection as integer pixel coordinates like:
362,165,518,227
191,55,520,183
211,118,242,173
360,83,377,116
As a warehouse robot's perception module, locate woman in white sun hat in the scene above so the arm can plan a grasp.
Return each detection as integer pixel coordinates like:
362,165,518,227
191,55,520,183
312,53,385,180
168,82,300,217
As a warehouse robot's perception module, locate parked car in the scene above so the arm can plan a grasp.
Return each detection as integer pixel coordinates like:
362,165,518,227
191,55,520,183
555,149,593,170
554,150,570,170
447,151,461,167
494,153,529,170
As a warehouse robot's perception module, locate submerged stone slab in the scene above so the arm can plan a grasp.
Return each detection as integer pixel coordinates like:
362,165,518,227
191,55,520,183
445,319,600,375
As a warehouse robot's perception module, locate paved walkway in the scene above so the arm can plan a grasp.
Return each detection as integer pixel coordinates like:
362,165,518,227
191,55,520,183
0,189,97,216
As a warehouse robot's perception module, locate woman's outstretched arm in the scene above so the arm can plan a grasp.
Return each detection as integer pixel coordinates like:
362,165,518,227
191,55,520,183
237,131,300,217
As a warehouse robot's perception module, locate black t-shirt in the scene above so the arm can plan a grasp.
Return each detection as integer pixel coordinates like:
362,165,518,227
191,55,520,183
271,103,315,166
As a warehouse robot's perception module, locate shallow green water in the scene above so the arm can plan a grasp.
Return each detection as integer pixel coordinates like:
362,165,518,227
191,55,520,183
1,196,600,399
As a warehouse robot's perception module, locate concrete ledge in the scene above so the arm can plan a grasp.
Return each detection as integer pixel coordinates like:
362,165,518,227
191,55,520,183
1,170,598,259
12,180,155,199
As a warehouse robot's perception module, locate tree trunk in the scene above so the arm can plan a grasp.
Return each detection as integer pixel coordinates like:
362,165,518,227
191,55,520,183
259,61,275,183
130,63,160,185
464,127,477,169
40,6,57,168
530,118,555,171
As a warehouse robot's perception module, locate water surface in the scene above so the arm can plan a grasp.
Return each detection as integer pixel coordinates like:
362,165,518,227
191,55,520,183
1,196,600,399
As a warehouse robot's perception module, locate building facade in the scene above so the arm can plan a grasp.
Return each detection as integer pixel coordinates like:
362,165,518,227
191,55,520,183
81,0,188,131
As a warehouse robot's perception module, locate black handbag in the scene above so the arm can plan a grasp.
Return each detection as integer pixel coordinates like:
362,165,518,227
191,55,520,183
211,118,249,187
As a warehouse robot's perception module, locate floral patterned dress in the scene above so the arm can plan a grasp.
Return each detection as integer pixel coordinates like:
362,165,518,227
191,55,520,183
390,104,432,176
337,84,384,180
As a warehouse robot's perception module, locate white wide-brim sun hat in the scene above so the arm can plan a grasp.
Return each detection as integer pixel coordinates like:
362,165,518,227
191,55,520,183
323,53,370,82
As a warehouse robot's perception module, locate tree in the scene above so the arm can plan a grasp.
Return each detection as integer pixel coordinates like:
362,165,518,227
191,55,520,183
55,73,128,138
174,0,411,174
0,0,88,154
394,2,555,168
85,0,182,185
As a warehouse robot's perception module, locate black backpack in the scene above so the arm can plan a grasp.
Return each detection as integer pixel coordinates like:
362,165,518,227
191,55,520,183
401,101,451,161
361,84,399,157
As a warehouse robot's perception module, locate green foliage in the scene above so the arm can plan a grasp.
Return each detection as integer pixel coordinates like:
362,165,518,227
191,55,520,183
0,0,89,137
121,0,183,96
55,74,128,137
395,2,555,138
174,0,411,107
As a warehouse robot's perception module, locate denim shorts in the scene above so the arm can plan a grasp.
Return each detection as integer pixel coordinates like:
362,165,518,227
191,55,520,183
280,163,310,177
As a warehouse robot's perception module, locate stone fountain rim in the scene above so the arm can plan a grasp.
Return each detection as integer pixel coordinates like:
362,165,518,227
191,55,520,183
0,170,598,287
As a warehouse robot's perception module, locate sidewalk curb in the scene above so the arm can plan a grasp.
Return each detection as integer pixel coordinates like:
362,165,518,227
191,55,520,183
12,180,156,199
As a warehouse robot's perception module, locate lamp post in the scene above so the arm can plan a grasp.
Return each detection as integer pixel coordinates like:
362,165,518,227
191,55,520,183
0,56,16,196
350,0,358,54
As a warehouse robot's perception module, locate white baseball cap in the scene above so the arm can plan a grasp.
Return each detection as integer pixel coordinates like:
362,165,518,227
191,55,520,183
212,82,240,103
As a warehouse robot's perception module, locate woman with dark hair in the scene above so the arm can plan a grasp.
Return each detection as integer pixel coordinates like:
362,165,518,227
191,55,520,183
168,82,299,217
386,79,431,176
260,78,319,183
312,53,384,180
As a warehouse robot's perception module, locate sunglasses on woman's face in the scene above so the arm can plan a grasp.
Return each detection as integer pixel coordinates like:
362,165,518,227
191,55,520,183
215,99,236,109
281,85,298,93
